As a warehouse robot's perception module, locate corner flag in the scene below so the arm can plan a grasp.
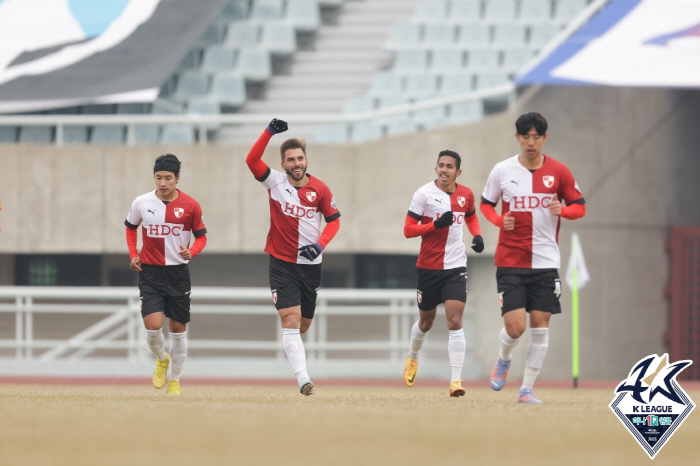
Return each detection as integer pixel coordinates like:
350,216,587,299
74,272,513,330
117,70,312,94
566,233,589,388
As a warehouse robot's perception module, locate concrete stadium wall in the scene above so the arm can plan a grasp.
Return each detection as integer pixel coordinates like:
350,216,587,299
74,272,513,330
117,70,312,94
1,86,698,380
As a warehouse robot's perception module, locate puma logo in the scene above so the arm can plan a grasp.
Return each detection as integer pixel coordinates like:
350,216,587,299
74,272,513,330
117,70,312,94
434,198,442,204
510,180,520,186
286,189,294,195
147,209,156,215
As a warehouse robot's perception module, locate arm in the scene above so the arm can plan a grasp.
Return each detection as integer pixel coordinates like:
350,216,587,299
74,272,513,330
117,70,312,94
465,211,481,237
479,201,504,229
125,226,141,271
189,234,207,257
404,215,435,238
318,218,340,249
561,203,586,220
246,119,288,180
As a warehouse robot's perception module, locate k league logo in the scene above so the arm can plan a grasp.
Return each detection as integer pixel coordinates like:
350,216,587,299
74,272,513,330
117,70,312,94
609,354,695,459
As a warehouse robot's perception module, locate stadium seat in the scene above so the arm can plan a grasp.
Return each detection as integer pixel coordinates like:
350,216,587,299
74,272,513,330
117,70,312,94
449,99,484,123
456,23,490,47
413,105,447,129
174,71,210,99
483,0,516,22
62,126,89,144
502,47,535,72
286,0,321,32
236,48,272,80
555,0,589,22
440,73,473,95
176,49,201,72
449,0,481,22
201,45,237,72
385,118,419,137
19,126,53,144
161,124,196,144
211,72,247,106
519,0,553,21
259,22,297,54
187,97,221,130
91,125,125,144
467,48,499,70
133,125,160,144
251,0,283,21
151,99,185,114
529,22,562,47
351,121,383,143
0,126,17,143
475,71,509,89
431,48,466,73
196,24,224,47
342,96,375,114
376,94,410,109
393,49,429,72
116,103,149,114
422,23,456,48
413,0,449,22
224,22,260,48
219,0,250,22
368,71,403,97
314,123,348,144
81,104,114,114
403,72,439,99
493,23,527,47
385,23,421,50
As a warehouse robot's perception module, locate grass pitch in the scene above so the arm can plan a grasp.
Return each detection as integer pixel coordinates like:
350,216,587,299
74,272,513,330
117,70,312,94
1,384,698,466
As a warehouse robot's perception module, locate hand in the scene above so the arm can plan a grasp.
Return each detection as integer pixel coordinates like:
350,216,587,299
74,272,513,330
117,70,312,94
267,118,288,135
471,235,484,253
178,245,192,261
548,193,562,216
299,242,323,261
502,211,515,231
433,211,454,228
130,255,142,272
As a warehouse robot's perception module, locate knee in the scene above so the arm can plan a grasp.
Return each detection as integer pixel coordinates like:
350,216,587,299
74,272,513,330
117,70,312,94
419,319,434,333
446,318,462,331
299,323,311,334
505,322,525,339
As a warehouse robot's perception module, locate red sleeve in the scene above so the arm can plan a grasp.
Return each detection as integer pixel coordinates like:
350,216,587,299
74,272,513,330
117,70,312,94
560,164,584,205
404,215,435,238
480,202,504,229
561,203,586,220
318,218,340,249
189,234,207,257
319,182,340,221
246,129,272,180
465,212,481,236
125,226,138,260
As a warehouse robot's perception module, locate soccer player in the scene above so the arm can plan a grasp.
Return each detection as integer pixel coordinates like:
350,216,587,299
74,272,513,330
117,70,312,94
246,118,341,396
125,154,207,396
403,150,484,397
480,112,586,403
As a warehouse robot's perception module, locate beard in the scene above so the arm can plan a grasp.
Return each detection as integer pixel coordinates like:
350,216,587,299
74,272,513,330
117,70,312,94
285,165,307,181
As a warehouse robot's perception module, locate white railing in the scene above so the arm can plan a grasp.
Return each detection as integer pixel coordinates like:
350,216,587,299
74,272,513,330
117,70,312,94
0,84,516,146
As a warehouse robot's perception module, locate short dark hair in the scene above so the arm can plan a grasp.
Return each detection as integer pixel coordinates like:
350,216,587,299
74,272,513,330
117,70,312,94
154,153,181,175
515,112,548,136
437,150,461,170
280,138,307,160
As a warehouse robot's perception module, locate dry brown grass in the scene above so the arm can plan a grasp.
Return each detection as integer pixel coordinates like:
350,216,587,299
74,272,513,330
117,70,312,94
0,384,698,466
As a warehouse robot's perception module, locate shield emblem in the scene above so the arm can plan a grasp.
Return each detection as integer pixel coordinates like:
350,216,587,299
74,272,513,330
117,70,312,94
457,196,465,208
417,291,422,304
498,292,504,308
272,290,278,304
174,207,184,218
306,192,317,202
543,175,555,188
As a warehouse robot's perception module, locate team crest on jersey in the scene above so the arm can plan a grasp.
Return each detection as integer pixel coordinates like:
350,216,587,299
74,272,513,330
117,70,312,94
306,192,317,202
457,196,466,207
609,354,694,459
174,207,184,218
543,175,555,188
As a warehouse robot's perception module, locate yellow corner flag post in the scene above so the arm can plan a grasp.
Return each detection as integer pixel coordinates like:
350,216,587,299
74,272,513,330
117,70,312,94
565,233,589,389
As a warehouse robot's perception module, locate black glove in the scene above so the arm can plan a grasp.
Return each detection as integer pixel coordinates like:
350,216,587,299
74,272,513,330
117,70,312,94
433,211,454,229
471,235,484,253
267,118,288,135
299,242,323,261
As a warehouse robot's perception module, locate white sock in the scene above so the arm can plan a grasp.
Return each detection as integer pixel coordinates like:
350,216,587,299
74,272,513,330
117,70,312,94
498,327,519,362
282,328,309,385
169,331,188,382
448,329,466,383
408,321,428,360
521,328,549,391
146,328,166,361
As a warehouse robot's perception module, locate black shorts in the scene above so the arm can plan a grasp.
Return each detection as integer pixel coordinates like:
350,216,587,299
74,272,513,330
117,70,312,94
496,267,561,315
139,263,192,323
269,255,322,319
416,266,467,311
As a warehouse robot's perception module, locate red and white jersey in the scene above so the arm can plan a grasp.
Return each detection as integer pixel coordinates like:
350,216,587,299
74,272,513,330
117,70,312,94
482,154,584,269
260,169,340,264
125,190,206,266
408,181,476,270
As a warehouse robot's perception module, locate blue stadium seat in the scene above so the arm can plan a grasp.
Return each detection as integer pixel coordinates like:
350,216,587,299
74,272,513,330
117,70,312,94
413,0,449,22
393,49,429,72
219,0,250,22
440,73,473,95
211,72,247,106
224,22,260,47
62,126,89,143
368,71,403,97
467,48,499,71
413,106,447,129
484,0,516,22
201,45,237,72
196,24,224,47
385,23,421,50
431,48,466,73
287,0,321,32
259,22,297,54
351,121,383,143
493,23,527,47
91,125,125,144
529,22,562,47
161,124,196,144
251,0,283,21
475,71,509,89
555,0,589,22
403,72,439,99
0,126,17,143
502,47,535,72
456,23,490,47
520,0,553,21
174,71,210,99
133,125,160,144
450,0,481,22
422,23,456,48
19,126,53,144
314,123,348,144
385,118,419,137
376,94,410,109
187,97,221,130
237,48,272,80
342,96,375,114
449,100,484,123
